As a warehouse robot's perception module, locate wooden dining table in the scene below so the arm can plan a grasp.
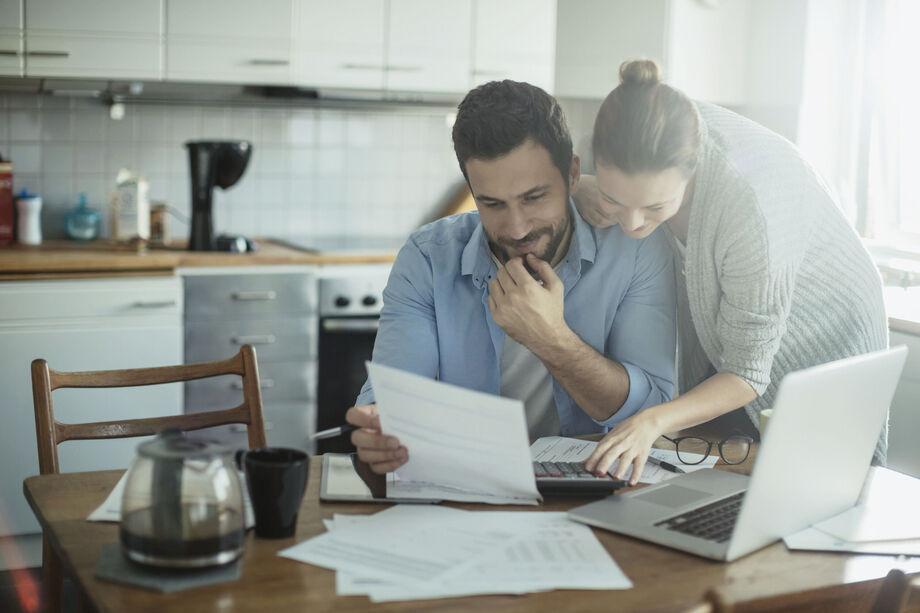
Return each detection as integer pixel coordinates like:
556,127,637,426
23,437,920,613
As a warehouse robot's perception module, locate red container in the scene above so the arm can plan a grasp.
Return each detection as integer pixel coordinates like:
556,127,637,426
0,161,13,246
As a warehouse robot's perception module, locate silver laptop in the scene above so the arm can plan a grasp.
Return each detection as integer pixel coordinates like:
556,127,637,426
568,346,908,562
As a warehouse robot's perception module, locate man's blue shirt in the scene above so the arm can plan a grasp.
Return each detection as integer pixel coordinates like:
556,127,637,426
356,202,677,435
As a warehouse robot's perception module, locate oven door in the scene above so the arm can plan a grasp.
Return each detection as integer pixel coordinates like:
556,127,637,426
316,315,379,454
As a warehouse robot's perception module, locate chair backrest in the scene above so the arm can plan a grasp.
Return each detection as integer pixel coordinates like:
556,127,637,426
31,344,267,474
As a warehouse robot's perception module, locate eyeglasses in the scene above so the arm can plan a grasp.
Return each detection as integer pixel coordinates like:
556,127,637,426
661,434,753,465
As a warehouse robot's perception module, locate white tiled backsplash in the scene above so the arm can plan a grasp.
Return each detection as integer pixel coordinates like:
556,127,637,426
0,93,464,241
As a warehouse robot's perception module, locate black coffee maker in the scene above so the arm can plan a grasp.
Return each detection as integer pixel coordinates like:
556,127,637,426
186,140,252,251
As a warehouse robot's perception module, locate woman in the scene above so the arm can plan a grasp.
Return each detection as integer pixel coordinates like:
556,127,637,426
582,59,888,483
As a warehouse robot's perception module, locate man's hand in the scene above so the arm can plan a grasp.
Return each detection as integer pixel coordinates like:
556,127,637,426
345,403,408,474
488,254,567,349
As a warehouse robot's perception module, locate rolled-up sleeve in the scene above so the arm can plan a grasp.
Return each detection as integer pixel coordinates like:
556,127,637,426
355,238,439,405
596,229,677,427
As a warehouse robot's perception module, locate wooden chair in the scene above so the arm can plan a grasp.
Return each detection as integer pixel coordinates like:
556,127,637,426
684,569,920,613
870,569,920,613
683,587,734,613
30,344,267,613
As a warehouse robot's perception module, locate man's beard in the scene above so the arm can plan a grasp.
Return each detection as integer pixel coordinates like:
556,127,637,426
488,207,573,267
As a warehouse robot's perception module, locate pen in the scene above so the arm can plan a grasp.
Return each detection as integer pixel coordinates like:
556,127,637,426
647,455,686,474
311,424,359,440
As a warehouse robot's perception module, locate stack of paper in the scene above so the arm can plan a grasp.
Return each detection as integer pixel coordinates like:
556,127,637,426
279,505,632,602
784,467,920,555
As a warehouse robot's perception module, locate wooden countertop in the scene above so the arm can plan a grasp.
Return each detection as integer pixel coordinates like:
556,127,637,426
0,239,397,279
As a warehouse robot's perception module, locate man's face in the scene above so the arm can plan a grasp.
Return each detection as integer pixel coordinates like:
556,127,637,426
465,139,579,268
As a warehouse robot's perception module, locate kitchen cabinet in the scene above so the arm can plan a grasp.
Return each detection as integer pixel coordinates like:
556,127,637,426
472,0,556,92
292,0,386,90
554,0,750,104
0,0,23,77
0,276,183,536
665,0,750,107
182,268,318,453
23,0,163,79
165,0,293,85
386,0,471,94
293,0,473,95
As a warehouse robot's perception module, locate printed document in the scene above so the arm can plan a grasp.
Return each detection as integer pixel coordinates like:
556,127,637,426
367,362,541,505
785,467,920,554
279,505,632,601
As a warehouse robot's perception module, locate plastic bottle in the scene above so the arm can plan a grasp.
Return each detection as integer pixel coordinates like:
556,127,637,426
16,189,42,245
66,193,100,241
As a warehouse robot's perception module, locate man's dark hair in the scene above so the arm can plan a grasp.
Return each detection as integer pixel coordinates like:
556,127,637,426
452,80,573,184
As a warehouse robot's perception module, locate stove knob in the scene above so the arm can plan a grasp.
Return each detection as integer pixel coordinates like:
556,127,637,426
334,296,351,308
361,295,378,307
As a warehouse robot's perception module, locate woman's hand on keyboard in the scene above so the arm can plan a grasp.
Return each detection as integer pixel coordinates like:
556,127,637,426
346,403,409,474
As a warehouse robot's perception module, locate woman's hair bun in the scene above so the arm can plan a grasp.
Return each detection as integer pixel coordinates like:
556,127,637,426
619,59,662,86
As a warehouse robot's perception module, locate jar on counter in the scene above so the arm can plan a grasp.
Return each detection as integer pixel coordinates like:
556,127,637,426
150,202,170,245
16,190,42,245
65,193,100,241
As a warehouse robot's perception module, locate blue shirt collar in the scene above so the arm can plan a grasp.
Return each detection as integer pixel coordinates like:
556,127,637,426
461,198,598,289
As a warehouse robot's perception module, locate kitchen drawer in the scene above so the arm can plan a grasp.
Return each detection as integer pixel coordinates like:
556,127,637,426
184,273,316,320
250,401,314,451
184,315,318,363
185,360,317,410
195,401,315,453
0,277,181,323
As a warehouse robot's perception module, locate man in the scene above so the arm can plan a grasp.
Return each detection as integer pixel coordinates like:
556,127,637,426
346,80,676,474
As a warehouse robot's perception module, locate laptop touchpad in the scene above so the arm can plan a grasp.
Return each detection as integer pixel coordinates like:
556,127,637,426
634,484,711,508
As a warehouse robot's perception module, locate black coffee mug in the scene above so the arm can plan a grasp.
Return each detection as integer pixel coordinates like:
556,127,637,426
236,447,309,539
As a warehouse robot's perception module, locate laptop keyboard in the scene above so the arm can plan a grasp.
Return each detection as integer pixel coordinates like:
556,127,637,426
654,492,746,543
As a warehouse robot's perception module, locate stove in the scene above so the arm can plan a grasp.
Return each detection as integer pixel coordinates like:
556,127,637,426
298,237,403,454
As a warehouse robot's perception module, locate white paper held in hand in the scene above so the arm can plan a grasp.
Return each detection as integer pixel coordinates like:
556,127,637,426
366,361,541,505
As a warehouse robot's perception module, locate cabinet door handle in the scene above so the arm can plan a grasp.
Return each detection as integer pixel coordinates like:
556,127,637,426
0,50,22,57
26,50,70,58
322,318,379,332
248,58,289,66
231,378,274,390
385,64,422,73
231,290,277,301
342,63,386,71
231,334,276,345
132,300,177,308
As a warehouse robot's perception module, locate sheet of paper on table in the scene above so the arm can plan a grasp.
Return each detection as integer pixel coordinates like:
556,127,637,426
785,467,920,555
530,436,718,484
367,361,541,505
87,469,255,528
279,504,632,601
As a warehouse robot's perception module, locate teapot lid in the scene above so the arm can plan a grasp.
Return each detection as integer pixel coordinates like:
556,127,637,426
137,428,230,460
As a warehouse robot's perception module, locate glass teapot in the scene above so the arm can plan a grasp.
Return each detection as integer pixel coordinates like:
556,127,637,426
120,429,246,568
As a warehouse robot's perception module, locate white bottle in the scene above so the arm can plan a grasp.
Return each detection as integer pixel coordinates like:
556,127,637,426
16,190,42,245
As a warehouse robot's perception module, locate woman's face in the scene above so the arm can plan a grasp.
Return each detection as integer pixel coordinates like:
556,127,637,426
593,163,692,239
